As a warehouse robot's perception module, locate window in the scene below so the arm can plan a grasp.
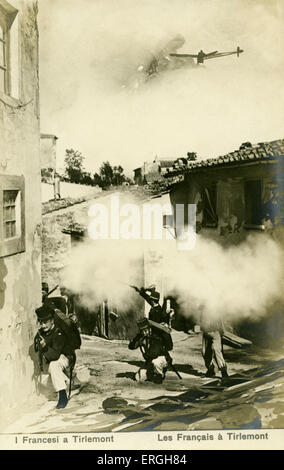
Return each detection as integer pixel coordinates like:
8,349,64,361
0,0,18,96
0,175,25,257
0,23,7,92
244,180,263,229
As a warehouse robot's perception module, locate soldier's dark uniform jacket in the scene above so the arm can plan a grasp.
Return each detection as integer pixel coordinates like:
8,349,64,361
139,289,169,324
34,326,74,363
128,327,173,361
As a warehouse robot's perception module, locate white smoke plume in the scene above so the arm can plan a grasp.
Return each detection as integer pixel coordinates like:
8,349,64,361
162,233,284,324
61,239,145,311
61,231,284,324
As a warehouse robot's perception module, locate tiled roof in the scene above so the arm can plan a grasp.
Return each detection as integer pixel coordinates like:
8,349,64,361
165,139,284,177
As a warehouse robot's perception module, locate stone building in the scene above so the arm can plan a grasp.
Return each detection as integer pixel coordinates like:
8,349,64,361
166,140,284,240
134,156,176,185
164,139,284,344
0,0,41,426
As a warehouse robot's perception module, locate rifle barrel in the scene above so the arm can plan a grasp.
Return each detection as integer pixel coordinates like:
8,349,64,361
46,284,59,297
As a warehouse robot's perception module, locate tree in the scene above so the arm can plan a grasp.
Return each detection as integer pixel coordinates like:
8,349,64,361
187,152,197,161
113,165,125,185
93,172,103,187
64,151,129,188
41,167,54,183
64,149,85,183
98,161,128,188
99,161,114,187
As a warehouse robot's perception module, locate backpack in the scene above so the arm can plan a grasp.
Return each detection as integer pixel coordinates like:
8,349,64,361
54,308,81,351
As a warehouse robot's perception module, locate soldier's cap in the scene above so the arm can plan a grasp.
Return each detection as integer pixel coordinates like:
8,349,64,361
149,290,160,301
42,282,49,293
35,304,55,322
137,318,150,330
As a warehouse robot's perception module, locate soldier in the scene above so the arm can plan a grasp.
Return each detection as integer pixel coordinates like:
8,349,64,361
34,303,76,409
133,285,170,324
200,313,229,378
128,318,173,384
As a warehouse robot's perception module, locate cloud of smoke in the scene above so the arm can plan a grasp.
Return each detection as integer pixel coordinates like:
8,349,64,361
61,225,284,325
162,233,284,324
61,238,145,311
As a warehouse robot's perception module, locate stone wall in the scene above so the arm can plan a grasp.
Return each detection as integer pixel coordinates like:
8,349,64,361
41,181,102,203
0,0,41,427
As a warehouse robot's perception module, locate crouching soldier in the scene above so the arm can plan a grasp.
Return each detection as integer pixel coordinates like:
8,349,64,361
128,318,173,384
34,303,77,409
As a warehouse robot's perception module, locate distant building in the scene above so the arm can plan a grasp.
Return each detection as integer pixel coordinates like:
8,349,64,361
0,0,41,426
133,166,145,185
134,156,176,185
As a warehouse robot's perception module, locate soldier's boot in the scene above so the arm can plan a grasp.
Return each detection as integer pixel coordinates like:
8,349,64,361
152,373,163,384
205,366,215,377
56,389,68,409
221,366,229,378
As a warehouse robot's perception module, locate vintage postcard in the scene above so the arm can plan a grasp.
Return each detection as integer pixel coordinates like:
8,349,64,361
0,0,284,452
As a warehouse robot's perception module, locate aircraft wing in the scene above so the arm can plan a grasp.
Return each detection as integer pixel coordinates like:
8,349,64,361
169,53,198,58
204,50,218,56
205,49,243,60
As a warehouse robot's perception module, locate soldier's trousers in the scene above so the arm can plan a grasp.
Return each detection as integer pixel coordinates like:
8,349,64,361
48,354,70,392
202,331,226,372
135,356,168,382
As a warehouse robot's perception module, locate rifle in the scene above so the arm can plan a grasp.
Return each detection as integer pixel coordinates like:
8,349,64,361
46,284,59,298
165,352,182,380
68,366,73,399
34,330,44,371
130,285,156,293
130,285,141,293
148,319,171,335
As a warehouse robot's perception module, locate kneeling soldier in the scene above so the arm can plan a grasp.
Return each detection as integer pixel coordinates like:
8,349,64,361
129,318,173,384
34,304,76,409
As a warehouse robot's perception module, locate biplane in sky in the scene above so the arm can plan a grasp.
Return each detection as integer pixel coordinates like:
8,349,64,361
169,46,244,65
125,39,244,90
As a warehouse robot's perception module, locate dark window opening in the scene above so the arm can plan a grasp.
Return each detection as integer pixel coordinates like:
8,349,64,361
202,184,218,227
244,180,263,228
3,189,18,238
0,175,25,258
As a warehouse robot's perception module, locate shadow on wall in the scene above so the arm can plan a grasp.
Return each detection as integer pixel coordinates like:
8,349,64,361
0,259,8,309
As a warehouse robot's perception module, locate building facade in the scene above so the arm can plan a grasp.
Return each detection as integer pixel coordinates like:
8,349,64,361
165,139,284,344
134,156,176,185
0,0,41,426
167,140,284,241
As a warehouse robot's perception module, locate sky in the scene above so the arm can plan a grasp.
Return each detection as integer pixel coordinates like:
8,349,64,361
38,0,284,176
